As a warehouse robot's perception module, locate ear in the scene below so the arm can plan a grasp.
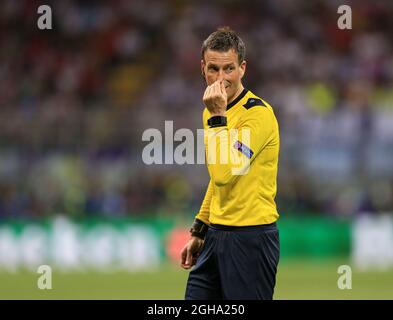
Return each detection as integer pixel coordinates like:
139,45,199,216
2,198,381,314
239,60,246,79
201,59,206,78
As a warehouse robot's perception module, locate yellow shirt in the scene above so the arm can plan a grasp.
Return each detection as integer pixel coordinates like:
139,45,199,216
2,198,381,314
196,88,280,226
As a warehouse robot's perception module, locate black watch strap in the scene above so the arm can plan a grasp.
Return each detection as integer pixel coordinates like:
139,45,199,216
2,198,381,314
207,116,227,128
190,219,209,240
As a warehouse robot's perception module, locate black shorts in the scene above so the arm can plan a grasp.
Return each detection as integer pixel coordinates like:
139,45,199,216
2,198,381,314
185,222,280,300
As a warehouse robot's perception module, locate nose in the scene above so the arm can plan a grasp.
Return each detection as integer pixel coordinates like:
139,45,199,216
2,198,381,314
217,70,225,82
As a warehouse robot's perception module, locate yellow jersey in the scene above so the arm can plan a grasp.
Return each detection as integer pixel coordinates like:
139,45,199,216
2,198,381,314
196,88,280,226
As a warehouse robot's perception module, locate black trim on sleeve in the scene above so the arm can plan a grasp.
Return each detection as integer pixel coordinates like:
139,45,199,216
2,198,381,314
243,97,266,110
226,88,248,110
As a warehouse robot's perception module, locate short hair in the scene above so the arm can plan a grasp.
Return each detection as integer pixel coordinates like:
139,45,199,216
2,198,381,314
201,26,246,65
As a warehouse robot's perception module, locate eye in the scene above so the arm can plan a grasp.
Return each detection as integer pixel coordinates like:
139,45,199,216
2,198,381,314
225,66,235,73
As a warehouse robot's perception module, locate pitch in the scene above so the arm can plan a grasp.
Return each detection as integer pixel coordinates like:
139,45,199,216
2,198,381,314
0,259,392,299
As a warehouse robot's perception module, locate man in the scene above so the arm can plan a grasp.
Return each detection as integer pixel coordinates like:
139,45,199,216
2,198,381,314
180,27,280,300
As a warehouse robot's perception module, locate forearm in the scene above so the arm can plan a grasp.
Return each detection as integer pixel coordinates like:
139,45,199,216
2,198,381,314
205,126,250,186
195,180,213,224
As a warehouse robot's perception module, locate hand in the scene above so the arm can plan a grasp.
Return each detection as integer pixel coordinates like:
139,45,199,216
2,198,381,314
180,236,204,269
203,80,227,116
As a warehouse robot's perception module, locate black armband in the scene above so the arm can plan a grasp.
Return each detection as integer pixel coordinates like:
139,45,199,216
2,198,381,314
190,219,209,240
207,116,227,128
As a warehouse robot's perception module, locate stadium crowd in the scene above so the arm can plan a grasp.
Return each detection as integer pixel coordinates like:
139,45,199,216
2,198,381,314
0,0,392,219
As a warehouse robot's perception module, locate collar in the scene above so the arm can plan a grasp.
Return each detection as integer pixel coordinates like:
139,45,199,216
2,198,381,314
227,88,248,111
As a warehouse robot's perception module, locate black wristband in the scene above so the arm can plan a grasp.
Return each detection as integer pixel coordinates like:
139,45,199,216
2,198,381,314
207,116,227,128
190,219,209,240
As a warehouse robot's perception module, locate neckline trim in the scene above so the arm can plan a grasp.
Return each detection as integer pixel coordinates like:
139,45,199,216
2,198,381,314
226,88,248,111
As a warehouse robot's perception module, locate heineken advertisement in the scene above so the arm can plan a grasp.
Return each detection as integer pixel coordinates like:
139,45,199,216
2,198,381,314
352,214,393,270
0,214,391,271
0,216,175,272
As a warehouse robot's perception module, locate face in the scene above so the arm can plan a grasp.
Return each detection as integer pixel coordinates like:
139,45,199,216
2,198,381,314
201,49,246,103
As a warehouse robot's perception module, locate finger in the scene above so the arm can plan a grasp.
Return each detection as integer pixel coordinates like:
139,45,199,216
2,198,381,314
203,85,210,101
215,79,221,91
204,85,212,101
212,81,220,97
181,260,190,269
208,84,214,97
205,85,213,106
181,249,191,269
186,249,193,266
215,80,223,97
180,248,187,265
220,81,226,96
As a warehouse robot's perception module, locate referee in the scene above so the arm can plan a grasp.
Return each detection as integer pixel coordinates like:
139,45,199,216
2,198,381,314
180,27,280,300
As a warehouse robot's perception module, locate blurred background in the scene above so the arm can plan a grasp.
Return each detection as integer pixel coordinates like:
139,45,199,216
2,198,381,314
0,0,392,299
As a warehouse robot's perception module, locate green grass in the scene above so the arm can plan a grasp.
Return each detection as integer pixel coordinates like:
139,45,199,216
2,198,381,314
274,258,393,299
0,259,392,299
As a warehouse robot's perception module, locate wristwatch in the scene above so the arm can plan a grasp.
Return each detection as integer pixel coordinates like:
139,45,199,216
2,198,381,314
207,116,227,128
190,219,209,240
